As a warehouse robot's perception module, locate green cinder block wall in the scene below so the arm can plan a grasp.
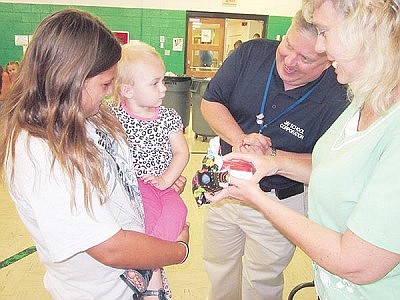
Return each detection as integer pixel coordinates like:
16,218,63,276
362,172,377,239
0,2,291,74
266,15,292,41
0,2,186,74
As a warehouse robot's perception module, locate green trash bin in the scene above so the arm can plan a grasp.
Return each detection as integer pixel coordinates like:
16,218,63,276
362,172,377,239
190,77,216,141
163,75,192,129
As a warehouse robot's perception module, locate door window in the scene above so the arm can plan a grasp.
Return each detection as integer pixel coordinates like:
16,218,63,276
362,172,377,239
186,18,225,78
186,12,267,78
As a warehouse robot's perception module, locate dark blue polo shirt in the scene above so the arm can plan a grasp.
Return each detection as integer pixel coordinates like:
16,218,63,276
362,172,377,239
203,39,349,191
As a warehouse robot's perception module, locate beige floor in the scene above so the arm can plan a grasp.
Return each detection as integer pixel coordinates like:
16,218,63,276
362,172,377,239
0,124,316,299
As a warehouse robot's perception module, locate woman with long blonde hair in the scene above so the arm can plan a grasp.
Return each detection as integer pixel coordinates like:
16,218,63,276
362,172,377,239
207,0,400,298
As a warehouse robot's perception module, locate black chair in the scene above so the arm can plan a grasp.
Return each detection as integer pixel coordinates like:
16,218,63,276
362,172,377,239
288,280,317,300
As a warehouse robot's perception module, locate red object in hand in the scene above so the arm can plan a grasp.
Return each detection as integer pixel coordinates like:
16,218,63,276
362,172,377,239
221,159,254,180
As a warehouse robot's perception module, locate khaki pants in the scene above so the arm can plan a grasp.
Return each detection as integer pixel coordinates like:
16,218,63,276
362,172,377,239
203,190,307,300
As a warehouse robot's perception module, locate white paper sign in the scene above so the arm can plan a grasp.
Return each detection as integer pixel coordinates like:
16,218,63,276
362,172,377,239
173,38,183,51
201,30,211,43
15,35,29,46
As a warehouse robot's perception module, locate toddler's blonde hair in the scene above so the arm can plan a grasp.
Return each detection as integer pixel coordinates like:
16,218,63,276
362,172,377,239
113,41,165,106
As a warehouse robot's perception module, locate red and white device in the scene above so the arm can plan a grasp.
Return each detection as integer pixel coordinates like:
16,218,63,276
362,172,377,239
221,159,254,182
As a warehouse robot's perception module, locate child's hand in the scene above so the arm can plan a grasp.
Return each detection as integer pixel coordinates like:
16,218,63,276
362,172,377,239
171,175,187,194
141,174,169,190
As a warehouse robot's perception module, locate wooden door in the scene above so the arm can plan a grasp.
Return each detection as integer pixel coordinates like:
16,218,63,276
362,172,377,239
186,17,225,78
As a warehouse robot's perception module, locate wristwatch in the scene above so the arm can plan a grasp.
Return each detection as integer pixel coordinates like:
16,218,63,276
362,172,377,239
270,147,277,157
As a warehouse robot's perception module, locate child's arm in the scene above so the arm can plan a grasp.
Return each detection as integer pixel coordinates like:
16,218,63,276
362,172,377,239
165,130,190,185
142,130,189,190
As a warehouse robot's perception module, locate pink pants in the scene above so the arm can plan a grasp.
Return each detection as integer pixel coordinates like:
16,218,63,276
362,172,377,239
138,179,188,242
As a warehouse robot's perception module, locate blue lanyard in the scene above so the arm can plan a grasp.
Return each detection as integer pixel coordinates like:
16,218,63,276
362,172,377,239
258,59,322,133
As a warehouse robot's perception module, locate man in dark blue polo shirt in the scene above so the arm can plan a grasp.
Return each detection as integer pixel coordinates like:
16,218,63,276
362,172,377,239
201,9,349,300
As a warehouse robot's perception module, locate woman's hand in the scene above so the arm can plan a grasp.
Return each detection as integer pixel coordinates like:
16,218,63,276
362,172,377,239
222,152,279,181
176,222,190,244
204,152,277,205
205,176,264,207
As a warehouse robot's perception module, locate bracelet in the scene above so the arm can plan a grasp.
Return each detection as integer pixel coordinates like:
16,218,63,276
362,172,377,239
177,241,189,264
270,147,277,157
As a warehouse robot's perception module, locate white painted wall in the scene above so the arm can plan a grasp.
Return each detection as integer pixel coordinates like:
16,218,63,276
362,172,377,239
2,0,302,17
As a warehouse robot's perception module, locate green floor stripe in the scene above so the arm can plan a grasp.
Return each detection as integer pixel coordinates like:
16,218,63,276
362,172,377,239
0,246,37,269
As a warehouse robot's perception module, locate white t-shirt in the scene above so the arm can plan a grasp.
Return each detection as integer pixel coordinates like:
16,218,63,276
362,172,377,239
7,123,144,299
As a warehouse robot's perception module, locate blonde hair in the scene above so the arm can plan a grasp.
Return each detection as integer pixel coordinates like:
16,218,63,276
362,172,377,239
6,61,20,72
0,9,123,213
303,0,400,114
291,8,320,39
113,41,165,106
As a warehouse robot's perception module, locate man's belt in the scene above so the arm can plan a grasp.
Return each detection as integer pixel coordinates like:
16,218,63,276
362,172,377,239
264,183,304,200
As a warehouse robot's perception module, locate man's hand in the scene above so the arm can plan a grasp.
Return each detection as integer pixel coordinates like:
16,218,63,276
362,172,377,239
233,133,272,154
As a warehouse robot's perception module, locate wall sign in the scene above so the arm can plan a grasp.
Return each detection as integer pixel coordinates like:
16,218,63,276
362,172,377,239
15,35,29,46
201,29,211,43
173,38,183,51
113,31,129,45
223,0,237,5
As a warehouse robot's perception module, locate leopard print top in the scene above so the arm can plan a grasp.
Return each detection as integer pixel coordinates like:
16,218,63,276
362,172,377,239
112,105,183,178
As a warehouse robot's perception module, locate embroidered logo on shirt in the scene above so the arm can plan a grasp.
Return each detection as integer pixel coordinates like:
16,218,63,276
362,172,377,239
280,120,305,140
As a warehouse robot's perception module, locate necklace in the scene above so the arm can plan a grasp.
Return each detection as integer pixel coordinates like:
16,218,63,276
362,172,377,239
257,59,322,133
